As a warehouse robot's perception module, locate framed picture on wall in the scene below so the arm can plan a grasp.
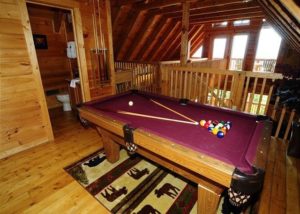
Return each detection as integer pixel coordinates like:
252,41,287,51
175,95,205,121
33,34,48,49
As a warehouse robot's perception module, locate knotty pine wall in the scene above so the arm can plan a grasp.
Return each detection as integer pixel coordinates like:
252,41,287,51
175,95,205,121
0,0,115,159
28,5,72,92
0,0,53,159
79,0,115,99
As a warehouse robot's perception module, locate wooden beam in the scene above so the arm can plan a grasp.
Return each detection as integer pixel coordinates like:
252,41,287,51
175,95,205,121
165,4,262,18
116,10,147,60
137,0,198,10
160,22,182,60
189,12,265,24
180,1,190,64
125,14,162,60
130,15,164,60
143,19,177,61
114,9,139,58
153,0,257,15
137,17,167,61
173,8,264,21
151,21,181,61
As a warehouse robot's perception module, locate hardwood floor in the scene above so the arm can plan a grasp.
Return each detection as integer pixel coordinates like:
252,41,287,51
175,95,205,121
0,108,109,214
0,108,299,213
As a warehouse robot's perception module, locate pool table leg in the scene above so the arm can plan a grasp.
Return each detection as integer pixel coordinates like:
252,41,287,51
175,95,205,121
197,183,222,214
96,127,120,163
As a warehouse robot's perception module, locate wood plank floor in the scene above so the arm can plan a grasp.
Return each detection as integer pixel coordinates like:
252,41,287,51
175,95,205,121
0,108,299,213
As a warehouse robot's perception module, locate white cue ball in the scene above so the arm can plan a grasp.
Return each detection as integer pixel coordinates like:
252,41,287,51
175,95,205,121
128,101,134,106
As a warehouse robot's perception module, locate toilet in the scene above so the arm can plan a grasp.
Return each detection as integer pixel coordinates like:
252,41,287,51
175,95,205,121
56,94,72,111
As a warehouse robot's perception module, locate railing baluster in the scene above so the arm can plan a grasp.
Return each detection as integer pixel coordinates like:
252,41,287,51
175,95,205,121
283,109,296,141
256,78,267,115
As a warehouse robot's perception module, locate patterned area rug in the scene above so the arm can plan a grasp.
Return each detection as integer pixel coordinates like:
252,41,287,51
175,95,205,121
65,149,224,214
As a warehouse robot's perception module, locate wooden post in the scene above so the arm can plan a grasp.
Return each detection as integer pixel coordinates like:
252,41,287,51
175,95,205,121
105,0,116,94
180,1,190,65
232,71,246,110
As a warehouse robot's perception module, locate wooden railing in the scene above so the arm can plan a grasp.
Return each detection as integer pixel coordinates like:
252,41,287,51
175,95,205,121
253,59,277,72
160,66,283,115
160,58,227,69
229,58,243,71
115,61,160,93
269,96,300,141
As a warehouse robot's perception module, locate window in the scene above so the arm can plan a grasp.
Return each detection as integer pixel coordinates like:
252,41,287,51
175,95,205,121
233,19,250,26
212,21,228,28
212,38,227,59
253,26,282,72
229,35,248,70
192,45,203,58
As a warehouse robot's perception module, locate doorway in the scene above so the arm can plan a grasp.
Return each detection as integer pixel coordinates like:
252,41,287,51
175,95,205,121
26,3,83,134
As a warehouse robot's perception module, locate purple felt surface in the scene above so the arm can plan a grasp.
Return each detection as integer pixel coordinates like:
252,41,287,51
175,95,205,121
84,91,264,172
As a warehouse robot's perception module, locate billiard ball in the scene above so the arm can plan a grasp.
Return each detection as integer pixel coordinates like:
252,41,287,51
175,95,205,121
128,101,134,106
212,128,219,135
208,127,213,132
217,131,225,138
200,120,206,126
204,123,210,129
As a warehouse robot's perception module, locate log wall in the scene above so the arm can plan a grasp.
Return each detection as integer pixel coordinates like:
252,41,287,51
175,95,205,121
0,0,53,159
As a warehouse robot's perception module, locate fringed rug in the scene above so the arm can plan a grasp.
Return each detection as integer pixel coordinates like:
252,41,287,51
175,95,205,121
65,149,224,214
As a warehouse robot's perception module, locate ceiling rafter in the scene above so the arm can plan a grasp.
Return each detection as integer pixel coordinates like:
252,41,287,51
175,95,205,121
125,14,163,60
143,19,177,61
138,18,170,60
117,10,151,60
151,21,181,61
132,16,171,59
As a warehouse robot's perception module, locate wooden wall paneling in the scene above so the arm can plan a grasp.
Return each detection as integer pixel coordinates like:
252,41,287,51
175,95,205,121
151,21,181,61
180,1,190,64
27,0,79,8
28,7,72,92
19,0,53,139
0,0,53,159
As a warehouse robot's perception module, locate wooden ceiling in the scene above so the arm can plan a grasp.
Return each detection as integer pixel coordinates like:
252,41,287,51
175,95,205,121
111,0,300,62
111,0,266,62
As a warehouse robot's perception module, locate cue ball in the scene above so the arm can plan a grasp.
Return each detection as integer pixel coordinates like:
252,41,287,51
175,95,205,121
128,101,134,106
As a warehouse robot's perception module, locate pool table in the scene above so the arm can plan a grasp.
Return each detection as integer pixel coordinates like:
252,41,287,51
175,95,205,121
78,90,272,213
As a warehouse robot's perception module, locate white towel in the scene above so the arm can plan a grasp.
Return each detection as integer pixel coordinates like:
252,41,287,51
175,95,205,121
70,78,80,88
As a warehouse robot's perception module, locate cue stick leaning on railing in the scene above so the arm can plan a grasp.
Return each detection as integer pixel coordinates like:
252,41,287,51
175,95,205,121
150,99,198,123
117,110,199,125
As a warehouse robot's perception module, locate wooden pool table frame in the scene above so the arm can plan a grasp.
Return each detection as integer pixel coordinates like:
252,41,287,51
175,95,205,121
79,103,271,214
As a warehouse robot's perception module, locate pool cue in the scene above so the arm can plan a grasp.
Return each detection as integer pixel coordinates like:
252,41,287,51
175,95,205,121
150,99,198,123
118,110,199,125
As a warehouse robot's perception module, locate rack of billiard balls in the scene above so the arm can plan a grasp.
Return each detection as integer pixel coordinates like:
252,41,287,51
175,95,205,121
199,120,231,138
